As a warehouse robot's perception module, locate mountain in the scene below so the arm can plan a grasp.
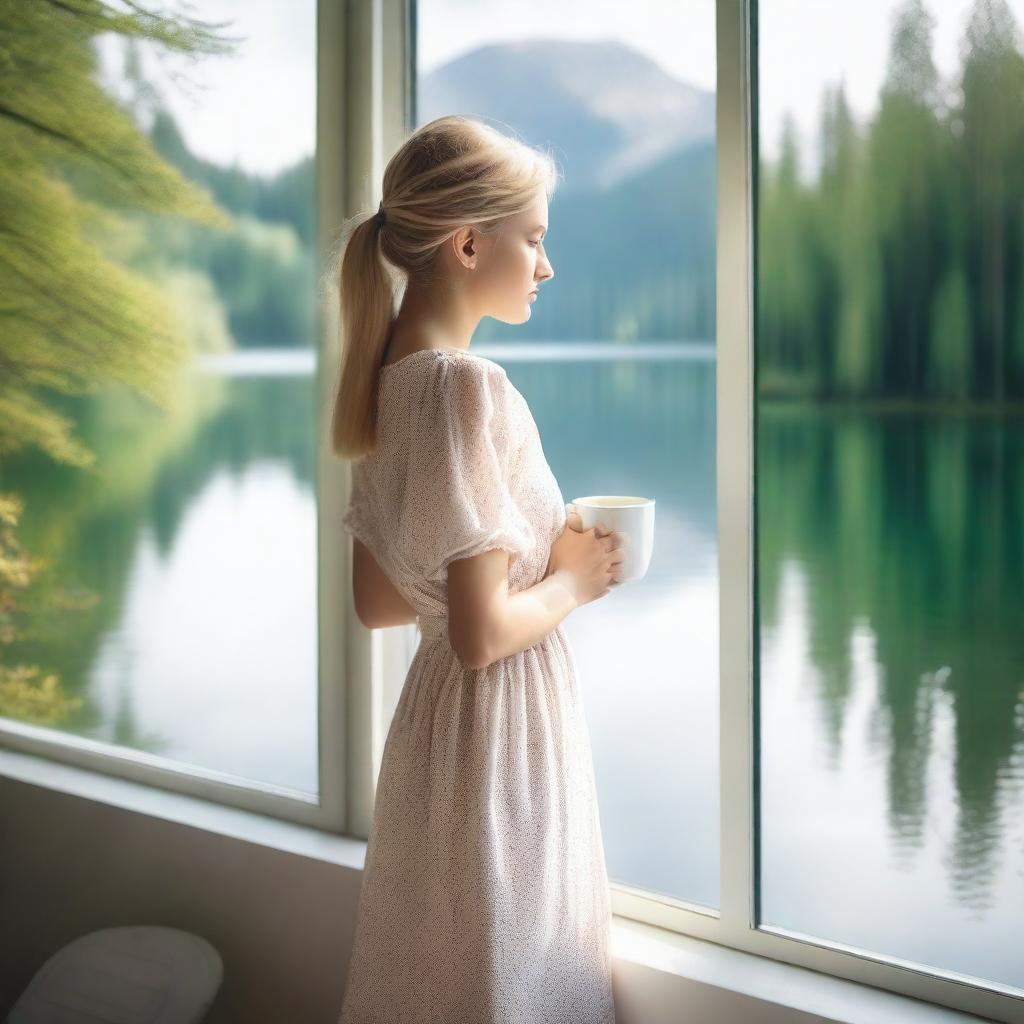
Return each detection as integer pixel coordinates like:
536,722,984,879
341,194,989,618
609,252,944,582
418,39,714,192
475,137,716,343
141,37,718,345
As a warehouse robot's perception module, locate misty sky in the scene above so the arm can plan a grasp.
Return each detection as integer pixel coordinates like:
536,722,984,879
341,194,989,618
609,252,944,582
97,0,1023,178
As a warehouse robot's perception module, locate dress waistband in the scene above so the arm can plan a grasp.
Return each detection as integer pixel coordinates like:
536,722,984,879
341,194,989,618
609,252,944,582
416,613,449,641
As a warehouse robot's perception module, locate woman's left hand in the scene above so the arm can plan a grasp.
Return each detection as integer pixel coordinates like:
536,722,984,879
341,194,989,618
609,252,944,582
564,503,615,539
548,505,618,577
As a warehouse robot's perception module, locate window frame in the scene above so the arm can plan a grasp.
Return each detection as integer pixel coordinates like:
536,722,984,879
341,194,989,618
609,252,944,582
614,3,1019,1019
0,0,344,834
322,0,422,844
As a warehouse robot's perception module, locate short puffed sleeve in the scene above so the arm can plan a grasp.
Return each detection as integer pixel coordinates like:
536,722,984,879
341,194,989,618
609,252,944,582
342,457,375,553
400,357,534,582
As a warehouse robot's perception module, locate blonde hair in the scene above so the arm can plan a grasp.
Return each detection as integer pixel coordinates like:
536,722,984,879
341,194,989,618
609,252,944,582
328,114,560,460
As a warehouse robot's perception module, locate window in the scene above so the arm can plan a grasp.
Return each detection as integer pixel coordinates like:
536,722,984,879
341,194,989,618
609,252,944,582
414,0,721,912
1,1,323,816
389,0,1023,1017
757,0,1024,999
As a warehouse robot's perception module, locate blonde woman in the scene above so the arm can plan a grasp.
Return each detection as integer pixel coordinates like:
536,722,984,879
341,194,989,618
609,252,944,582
332,114,624,1023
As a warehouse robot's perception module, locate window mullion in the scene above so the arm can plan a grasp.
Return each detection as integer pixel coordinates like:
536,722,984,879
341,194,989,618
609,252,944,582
716,0,758,948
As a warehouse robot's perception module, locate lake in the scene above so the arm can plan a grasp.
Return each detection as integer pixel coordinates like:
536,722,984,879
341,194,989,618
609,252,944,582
4,343,1021,992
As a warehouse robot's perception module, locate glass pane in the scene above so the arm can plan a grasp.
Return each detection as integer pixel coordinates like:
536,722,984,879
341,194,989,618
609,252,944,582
1,2,319,794
415,2,720,908
757,0,1024,991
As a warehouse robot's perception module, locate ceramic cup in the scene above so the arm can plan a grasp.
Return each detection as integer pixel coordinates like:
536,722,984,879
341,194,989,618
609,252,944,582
566,495,655,583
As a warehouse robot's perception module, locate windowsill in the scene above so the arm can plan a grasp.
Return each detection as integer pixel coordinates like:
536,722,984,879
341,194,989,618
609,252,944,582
0,748,992,1024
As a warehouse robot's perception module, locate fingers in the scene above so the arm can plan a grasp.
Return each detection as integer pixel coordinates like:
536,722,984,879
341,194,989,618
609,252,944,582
564,509,626,550
589,526,621,543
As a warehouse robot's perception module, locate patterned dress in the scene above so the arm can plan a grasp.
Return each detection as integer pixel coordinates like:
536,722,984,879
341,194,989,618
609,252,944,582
338,347,616,1024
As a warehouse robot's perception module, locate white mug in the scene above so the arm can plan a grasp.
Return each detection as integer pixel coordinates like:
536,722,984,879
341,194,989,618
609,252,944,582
566,495,655,583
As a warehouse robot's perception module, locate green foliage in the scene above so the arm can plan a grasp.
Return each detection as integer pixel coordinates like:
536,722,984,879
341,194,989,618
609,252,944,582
126,107,315,349
758,0,1024,402
0,493,90,724
0,0,235,717
928,261,971,397
137,203,315,347
0,0,233,467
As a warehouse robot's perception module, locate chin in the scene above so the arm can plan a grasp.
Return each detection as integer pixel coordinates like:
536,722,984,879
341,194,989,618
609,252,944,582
491,307,531,325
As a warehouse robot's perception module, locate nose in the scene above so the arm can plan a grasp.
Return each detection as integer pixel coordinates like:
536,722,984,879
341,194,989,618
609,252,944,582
536,253,554,285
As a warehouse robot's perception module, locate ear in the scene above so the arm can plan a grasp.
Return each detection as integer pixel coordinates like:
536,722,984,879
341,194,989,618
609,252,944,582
451,225,478,268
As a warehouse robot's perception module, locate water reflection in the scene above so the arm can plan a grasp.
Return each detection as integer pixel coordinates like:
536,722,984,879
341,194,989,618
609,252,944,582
502,345,720,910
3,357,318,793
3,345,1020,986
758,404,1024,989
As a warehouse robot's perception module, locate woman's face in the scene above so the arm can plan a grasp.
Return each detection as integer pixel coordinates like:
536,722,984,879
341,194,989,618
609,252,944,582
463,192,554,324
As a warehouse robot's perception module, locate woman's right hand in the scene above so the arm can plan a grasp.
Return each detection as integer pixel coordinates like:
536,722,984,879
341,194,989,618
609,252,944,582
546,509,626,606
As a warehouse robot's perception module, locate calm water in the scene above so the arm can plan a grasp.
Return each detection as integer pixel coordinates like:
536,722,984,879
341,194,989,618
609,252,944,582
4,344,1021,992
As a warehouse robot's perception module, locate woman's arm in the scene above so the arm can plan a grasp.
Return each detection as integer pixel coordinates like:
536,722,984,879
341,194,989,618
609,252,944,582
351,537,418,628
447,549,578,670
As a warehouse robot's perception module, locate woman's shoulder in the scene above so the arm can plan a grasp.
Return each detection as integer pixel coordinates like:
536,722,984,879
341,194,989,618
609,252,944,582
380,347,512,414
379,346,505,381
444,352,533,422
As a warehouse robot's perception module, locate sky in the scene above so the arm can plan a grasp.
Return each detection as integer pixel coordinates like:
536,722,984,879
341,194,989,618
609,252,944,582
96,0,1023,178
96,0,316,175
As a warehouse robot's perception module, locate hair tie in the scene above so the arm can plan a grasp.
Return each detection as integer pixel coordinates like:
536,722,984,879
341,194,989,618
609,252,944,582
374,201,386,228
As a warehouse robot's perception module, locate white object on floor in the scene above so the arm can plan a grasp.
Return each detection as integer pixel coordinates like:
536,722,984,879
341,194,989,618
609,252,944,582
8,925,222,1024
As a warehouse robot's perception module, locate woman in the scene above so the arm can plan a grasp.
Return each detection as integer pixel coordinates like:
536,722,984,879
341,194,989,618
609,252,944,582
332,114,624,1023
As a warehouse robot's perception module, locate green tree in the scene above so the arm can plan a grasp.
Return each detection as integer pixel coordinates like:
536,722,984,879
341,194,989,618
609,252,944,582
0,0,232,717
758,0,1024,404
816,81,867,395
0,0,232,467
957,0,1024,401
758,114,820,394
867,0,948,399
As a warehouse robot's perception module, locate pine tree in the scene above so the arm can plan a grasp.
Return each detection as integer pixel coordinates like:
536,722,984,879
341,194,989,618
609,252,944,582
0,0,233,466
0,0,233,720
